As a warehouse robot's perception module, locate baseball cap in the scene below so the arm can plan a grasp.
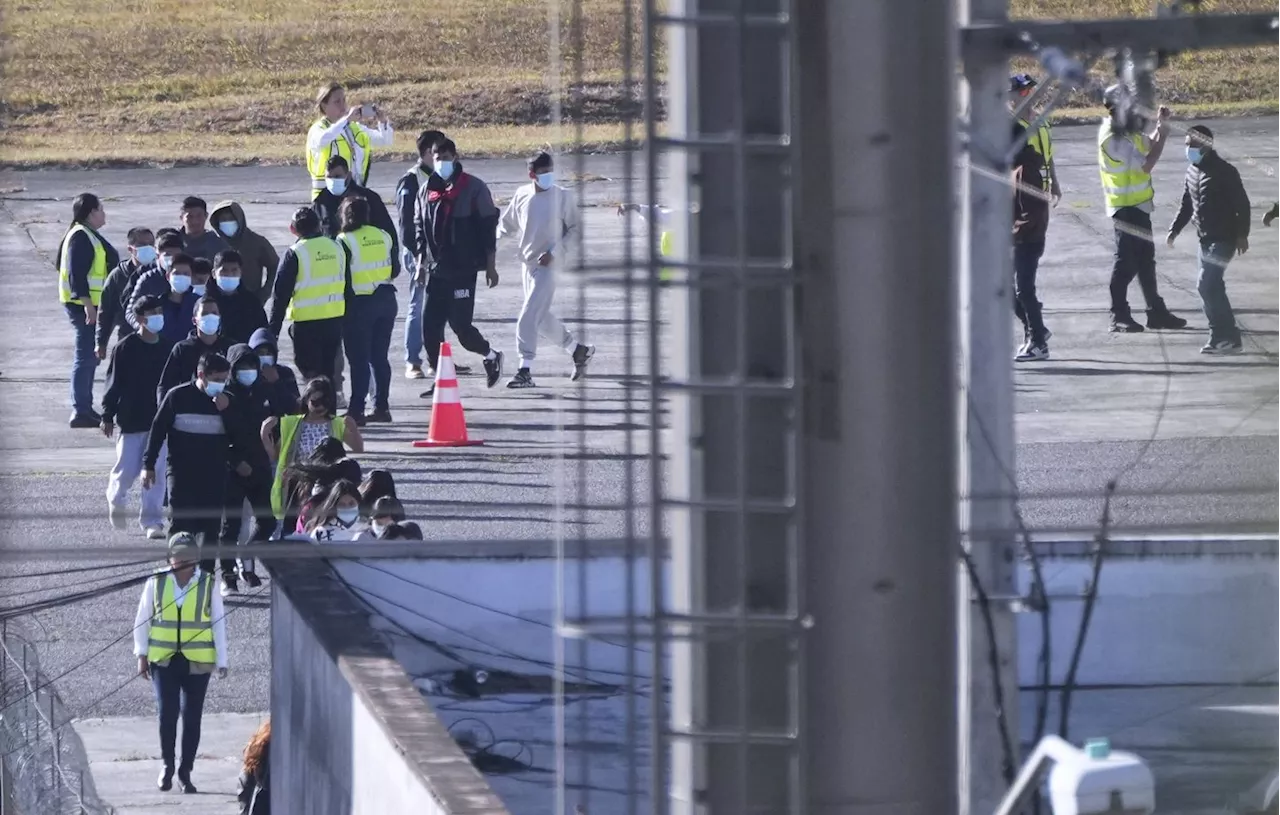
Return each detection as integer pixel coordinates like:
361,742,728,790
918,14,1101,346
1010,73,1037,93
167,532,199,559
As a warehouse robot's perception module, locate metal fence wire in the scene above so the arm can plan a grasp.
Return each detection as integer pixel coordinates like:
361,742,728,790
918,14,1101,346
0,629,112,815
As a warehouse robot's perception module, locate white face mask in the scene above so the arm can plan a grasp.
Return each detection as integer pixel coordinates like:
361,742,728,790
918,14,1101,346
337,507,360,526
372,520,391,537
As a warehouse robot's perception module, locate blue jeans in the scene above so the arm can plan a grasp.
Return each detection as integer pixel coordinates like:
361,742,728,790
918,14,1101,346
151,654,211,772
1013,240,1047,344
65,303,98,415
1198,239,1239,343
345,286,398,414
404,278,426,365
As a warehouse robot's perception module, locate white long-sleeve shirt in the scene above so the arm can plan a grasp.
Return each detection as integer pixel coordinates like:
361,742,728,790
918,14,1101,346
306,117,395,186
133,569,228,669
498,183,579,265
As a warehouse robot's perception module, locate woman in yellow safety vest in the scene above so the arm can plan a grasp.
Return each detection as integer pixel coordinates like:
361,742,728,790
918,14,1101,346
305,83,394,200
336,196,398,424
261,375,363,524
56,193,120,429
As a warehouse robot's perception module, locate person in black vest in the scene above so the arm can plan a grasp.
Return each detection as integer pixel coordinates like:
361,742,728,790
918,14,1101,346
157,296,233,403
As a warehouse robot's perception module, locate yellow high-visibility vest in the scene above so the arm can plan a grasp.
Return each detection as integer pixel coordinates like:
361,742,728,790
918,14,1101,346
146,571,217,666
1018,118,1054,191
659,230,673,282
271,414,347,519
1098,120,1154,211
338,225,394,296
307,118,373,200
286,236,346,322
58,224,107,306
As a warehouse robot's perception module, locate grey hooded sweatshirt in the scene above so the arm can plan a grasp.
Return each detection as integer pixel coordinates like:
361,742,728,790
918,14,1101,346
209,201,280,304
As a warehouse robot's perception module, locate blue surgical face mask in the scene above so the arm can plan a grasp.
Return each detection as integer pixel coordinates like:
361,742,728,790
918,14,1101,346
258,354,276,367
134,245,158,266
1186,146,1204,164
170,273,191,294
197,314,221,335
191,283,207,296
218,275,241,293
535,171,555,190
217,220,240,238
325,177,348,196
203,380,226,397
144,314,165,334
158,254,173,272
236,369,259,387
337,507,360,526
434,159,455,179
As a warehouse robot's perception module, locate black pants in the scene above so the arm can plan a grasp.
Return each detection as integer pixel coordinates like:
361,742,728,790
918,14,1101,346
289,318,344,384
344,286,397,414
169,472,229,574
1110,207,1167,320
221,467,273,574
151,654,211,773
1013,240,1047,344
422,273,491,371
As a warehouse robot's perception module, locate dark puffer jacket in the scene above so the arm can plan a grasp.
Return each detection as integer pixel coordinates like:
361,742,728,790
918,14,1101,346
1168,151,1251,244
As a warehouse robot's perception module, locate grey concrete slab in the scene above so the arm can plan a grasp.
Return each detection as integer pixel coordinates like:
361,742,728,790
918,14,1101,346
73,712,265,813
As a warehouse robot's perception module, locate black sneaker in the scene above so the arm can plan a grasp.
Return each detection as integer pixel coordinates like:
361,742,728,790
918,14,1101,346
241,571,262,588
454,363,473,375
507,368,536,389
1146,310,1188,330
1110,317,1144,333
419,383,435,400
570,344,596,382
366,408,393,423
69,413,98,429
1015,343,1050,362
177,769,197,794
483,351,504,388
158,767,174,791
220,574,239,598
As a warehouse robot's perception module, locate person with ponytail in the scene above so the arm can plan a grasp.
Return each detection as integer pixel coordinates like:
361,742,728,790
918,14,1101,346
56,192,119,428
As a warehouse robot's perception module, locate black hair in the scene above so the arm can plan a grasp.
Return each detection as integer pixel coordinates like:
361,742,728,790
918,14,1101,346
182,196,207,213
399,521,424,540
214,249,243,269
310,436,346,465
298,376,338,418
326,155,350,174
1188,125,1214,147
157,232,185,252
528,151,553,172
339,195,370,232
233,352,260,373
370,495,406,522
197,353,230,377
194,295,219,315
132,294,164,318
190,258,213,279
292,207,322,237
416,129,446,157
126,227,154,246
71,193,101,225
312,479,362,530
359,470,397,515
433,138,458,157
170,252,195,272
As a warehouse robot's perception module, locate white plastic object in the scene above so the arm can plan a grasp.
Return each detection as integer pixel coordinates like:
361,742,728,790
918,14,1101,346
992,735,1154,815
1048,737,1155,815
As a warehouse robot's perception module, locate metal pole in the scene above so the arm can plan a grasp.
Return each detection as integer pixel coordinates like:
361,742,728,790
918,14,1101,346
50,694,58,794
795,0,958,812
958,0,1020,811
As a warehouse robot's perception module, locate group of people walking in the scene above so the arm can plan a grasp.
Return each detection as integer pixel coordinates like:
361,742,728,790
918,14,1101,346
1008,72,1269,361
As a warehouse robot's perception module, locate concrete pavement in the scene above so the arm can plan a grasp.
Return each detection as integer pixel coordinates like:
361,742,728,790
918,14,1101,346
0,116,1275,813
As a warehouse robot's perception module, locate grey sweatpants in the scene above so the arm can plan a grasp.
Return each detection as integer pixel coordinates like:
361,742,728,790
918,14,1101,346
516,261,576,370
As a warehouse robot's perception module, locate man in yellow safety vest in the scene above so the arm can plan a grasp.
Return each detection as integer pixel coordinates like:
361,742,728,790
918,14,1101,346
133,533,228,794
305,82,394,200
1008,74,1062,205
265,208,352,383
1097,85,1186,333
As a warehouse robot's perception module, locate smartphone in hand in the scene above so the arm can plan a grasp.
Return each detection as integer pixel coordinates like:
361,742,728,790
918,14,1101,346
361,104,377,118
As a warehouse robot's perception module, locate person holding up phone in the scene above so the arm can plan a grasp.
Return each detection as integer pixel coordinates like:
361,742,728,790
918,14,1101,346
305,82,394,199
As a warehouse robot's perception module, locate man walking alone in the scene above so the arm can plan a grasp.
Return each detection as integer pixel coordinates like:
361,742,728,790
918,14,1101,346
1166,125,1251,354
1097,86,1187,333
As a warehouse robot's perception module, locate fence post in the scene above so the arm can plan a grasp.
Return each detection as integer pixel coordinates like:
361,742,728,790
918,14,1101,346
51,694,59,794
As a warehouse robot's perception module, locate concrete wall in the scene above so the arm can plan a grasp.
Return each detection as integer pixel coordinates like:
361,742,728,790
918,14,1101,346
270,557,509,815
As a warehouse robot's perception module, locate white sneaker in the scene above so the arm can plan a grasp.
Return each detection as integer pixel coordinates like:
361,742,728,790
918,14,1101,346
337,392,348,410
405,363,426,380
144,525,166,540
108,502,127,531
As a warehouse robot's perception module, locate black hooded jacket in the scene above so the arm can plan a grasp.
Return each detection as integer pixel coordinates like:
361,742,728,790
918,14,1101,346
97,258,153,349
157,330,233,405
211,282,268,345
145,381,247,475
248,328,300,416
226,344,272,472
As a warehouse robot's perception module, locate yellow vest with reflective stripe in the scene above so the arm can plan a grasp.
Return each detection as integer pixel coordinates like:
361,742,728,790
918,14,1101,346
58,224,107,306
307,118,373,200
286,236,346,322
658,230,674,282
1097,120,1154,211
338,225,393,296
1018,118,1054,191
147,572,216,665
271,414,347,519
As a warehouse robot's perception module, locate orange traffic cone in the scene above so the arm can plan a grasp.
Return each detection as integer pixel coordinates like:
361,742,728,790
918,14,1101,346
412,343,484,448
